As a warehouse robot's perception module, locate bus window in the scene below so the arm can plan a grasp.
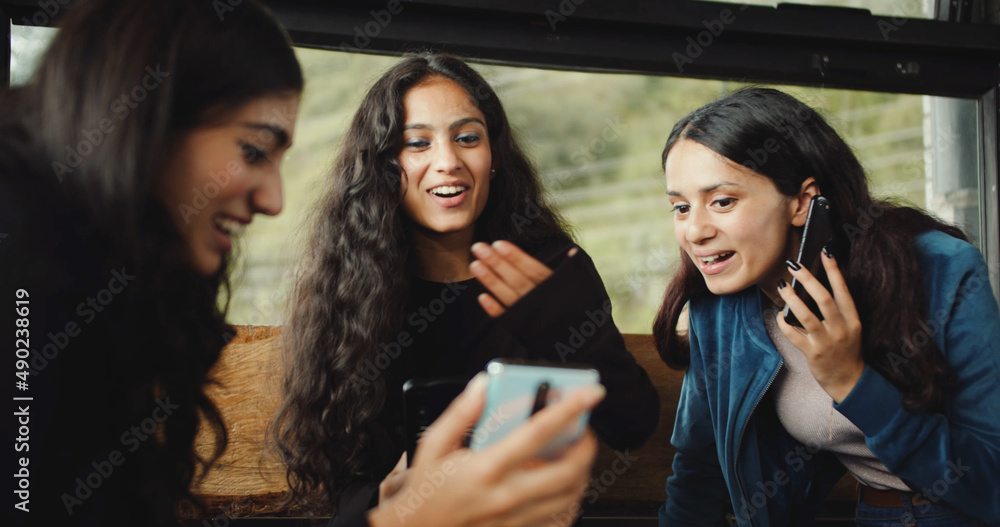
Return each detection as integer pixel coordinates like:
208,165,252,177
9,24,55,86
203,49,982,332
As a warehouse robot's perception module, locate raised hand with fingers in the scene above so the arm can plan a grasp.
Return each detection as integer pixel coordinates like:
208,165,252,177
776,247,864,403
469,240,578,317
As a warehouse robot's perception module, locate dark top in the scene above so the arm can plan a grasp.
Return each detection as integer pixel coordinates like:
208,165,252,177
330,245,661,526
1,118,140,527
1,112,228,527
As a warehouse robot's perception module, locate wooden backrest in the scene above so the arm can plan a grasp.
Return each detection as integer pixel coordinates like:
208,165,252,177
187,325,852,519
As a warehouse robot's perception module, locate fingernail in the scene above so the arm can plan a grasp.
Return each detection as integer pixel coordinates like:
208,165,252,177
822,246,834,259
777,279,787,289
583,384,606,406
567,247,579,257
466,372,488,392
469,261,485,276
471,242,489,257
492,240,511,255
786,259,802,271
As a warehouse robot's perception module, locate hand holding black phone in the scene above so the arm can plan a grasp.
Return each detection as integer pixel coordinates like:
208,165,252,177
782,195,844,328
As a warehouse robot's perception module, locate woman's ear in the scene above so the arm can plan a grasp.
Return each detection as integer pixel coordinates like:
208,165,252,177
791,177,820,227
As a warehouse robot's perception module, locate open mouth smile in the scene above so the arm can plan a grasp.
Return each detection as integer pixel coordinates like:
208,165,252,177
427,184,471,208
428,185,469,198
213,215,247,237
696,251,734,274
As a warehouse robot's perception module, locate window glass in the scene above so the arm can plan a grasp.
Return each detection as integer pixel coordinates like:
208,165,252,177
9,24,57,86
9,34,981,332
229,49,981,332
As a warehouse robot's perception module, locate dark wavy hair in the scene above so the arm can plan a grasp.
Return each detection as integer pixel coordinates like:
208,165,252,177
653,87,962,413
272,53,571,508
14,0,302,522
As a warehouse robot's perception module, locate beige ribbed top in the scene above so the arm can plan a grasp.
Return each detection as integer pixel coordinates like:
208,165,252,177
762,303,910,491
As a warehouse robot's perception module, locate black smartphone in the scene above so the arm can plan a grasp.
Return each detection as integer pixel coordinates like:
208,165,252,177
782,195,841,328
401,377,466,467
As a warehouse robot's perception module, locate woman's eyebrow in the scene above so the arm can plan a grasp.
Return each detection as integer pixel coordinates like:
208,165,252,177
403,117,486,132
667,182,741,196
241,123,290,149
449,117,486,131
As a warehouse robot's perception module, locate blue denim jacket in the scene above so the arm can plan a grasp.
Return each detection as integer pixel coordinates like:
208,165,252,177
660,231,1000,526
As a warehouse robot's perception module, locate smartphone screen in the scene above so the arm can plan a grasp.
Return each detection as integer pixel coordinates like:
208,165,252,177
782,195,837,328
469,359,600,459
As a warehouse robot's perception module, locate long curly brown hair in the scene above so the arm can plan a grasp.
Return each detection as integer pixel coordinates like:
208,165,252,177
653,87,962,413
271,53,571,509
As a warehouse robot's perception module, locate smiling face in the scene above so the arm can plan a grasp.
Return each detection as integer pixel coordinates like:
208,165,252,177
157,93,300,275
398,76,493,246
665,139,813,297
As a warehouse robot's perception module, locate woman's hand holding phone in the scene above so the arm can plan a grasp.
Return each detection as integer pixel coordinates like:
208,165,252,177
776,248,865,403
369,373,604,527
469,240,578,317
378,453,408,503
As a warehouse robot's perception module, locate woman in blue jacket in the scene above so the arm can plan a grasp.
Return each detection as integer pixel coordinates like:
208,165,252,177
654,87,1000,526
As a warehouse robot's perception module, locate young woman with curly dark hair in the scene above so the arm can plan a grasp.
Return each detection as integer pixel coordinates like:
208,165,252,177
655,87,1000,526
272,53,660,524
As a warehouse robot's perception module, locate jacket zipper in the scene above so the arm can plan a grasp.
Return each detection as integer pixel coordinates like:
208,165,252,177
733,360,782,527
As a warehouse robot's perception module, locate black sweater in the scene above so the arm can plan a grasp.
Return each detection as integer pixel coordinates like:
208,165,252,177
331,245,661,526
2,116,229,527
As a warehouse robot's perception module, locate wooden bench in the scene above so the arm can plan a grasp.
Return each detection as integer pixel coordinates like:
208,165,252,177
185,325,855,521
